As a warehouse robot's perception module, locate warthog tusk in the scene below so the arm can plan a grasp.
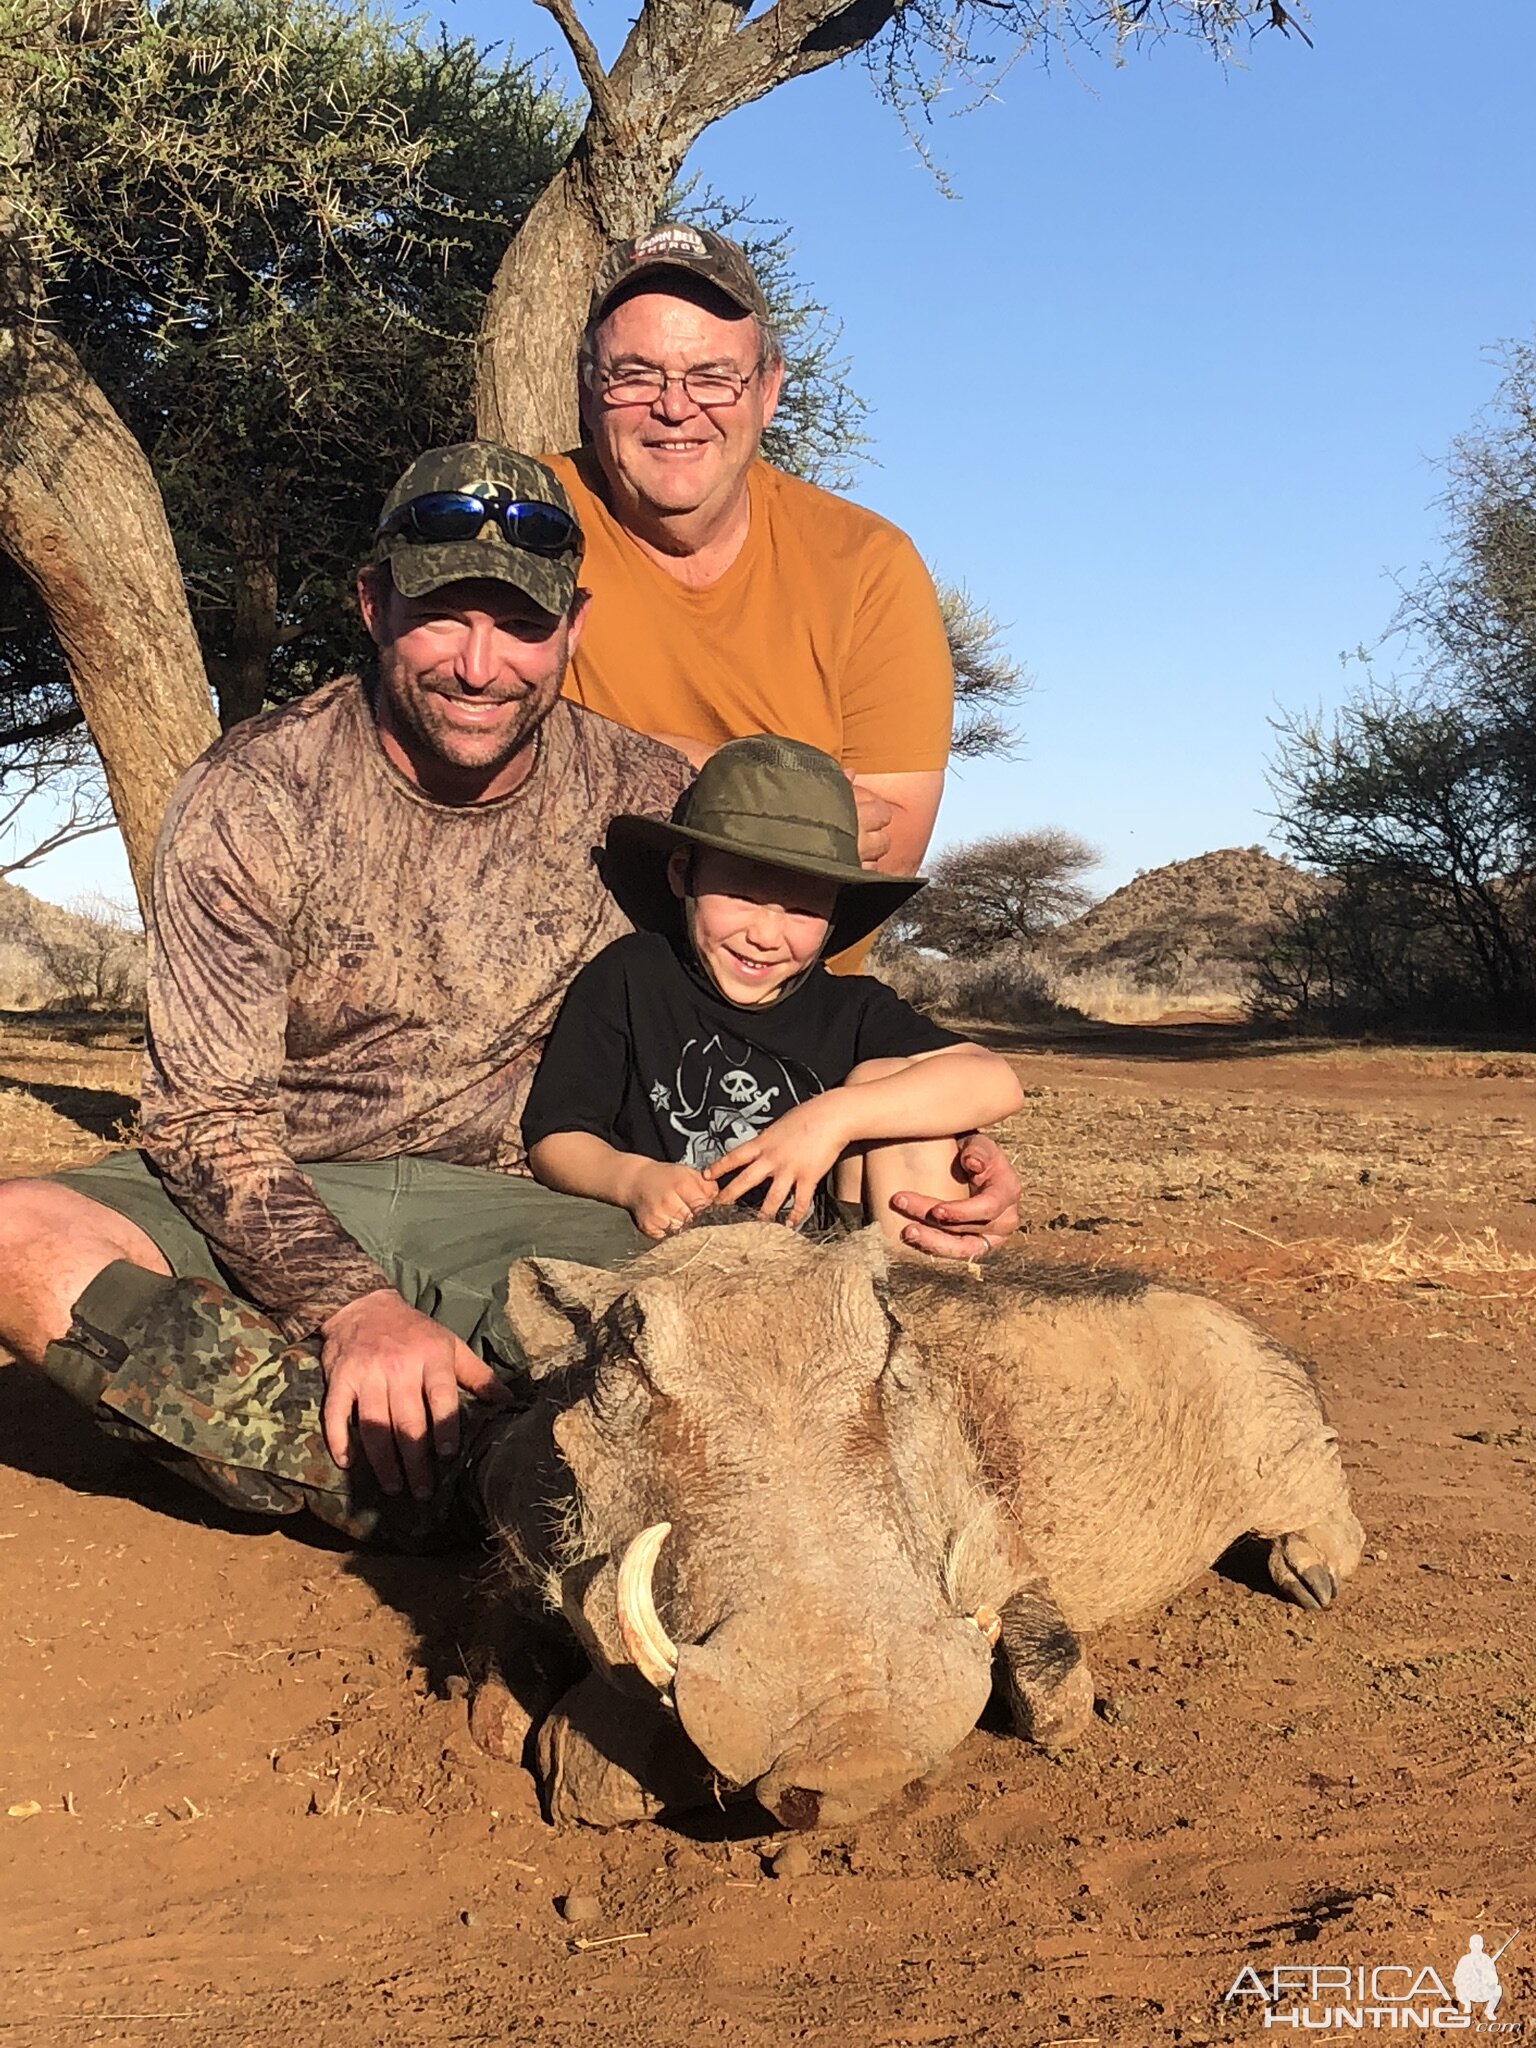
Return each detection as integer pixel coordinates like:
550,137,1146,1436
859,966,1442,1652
970,1605,1002,1646
616,1522,680,1691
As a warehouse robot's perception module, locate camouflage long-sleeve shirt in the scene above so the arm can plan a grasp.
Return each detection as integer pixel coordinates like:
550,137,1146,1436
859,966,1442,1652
138,675,691,1337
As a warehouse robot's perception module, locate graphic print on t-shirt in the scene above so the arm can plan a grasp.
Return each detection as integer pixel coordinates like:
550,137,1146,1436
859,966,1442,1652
647,1030,814,1169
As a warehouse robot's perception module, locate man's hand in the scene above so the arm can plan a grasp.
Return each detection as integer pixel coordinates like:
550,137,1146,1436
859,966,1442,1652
708,1095,850,1230
320,1288,514,1501
849,776,894,869
888,1132,1021,1261
626,1159,716,1239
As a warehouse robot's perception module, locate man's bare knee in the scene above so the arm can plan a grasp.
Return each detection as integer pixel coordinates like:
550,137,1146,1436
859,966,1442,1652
0,1178,170,1367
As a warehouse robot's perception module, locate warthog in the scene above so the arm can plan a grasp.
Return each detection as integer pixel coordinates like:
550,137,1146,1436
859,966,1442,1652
470,1214,1362,1830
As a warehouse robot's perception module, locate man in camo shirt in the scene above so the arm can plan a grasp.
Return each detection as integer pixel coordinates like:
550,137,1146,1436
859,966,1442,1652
0,445,691,1541
0,440,1022,1548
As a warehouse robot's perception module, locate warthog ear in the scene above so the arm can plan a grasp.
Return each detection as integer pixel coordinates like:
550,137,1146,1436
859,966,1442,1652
833,1225,907,1332
503,1258,630,1374
838,1224,891,1278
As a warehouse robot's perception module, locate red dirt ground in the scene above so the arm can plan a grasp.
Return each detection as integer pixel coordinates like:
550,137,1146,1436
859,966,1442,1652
3,1021,1533,2047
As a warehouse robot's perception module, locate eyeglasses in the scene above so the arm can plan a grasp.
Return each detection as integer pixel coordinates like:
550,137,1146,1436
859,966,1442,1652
594,363,761,410
377,491,579,555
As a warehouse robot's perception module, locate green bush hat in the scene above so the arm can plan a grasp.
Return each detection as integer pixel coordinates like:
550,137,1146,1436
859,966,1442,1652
604,735,926,959
371,442,583,613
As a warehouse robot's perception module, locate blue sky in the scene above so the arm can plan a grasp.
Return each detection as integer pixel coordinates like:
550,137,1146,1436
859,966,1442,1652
21,0,1531,905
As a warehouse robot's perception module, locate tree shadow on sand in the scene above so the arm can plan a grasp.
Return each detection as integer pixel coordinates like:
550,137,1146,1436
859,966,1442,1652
966,1016,1536,1065
0,1074,138,1140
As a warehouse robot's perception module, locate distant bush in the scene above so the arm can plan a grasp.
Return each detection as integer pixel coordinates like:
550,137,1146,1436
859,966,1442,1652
1251,865,1536,1031
1262,338,1536,1033
25,894,146,1013
876,941,1081,1026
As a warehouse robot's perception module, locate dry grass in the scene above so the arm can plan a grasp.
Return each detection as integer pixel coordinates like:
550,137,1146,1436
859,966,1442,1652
0,1016,141,1177
877,946,1250,1027
1223,1217,1536,1291
1048,964,1249,1023
995,1066,1536,1225
0,941,58,1011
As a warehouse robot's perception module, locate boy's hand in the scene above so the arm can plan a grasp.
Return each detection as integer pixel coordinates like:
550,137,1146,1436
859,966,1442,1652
627,1160,716,1238
707,1096,850,1229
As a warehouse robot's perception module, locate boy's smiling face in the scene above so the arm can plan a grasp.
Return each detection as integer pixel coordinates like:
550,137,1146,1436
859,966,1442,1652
669,847,838,1007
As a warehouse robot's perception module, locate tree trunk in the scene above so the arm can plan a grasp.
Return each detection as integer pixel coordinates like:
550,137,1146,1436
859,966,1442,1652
209,513,280,728
0,312,219,910
475,141,685,451
473,0,898,451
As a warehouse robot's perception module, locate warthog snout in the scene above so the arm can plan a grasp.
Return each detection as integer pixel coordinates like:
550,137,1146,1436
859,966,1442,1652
666,1604,997,1827
756,1728,937,1832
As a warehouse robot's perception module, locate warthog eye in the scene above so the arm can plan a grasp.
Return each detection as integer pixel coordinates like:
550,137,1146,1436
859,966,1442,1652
591,1357,653,1432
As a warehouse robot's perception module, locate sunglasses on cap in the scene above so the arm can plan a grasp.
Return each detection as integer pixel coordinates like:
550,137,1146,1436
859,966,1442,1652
377,490,578,556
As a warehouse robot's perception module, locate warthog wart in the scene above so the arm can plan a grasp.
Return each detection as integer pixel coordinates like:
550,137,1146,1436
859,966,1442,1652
468,1211,1363,1829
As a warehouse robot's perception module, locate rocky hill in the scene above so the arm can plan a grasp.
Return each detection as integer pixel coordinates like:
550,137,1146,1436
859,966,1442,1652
1044,846,1319,990
0,875,109,949
0,876,144,1010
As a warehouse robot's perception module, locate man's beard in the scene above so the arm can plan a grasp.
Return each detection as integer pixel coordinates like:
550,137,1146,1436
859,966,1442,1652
375,647,563,780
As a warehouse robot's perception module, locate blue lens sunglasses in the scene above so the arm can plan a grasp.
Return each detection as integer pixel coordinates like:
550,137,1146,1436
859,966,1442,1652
378,490,578,555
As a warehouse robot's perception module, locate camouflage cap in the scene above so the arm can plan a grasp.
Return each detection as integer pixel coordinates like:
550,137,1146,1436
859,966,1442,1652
588,223,771,330
372,442,583,612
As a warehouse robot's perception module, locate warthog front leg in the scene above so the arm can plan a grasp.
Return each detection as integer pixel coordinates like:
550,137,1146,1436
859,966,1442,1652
1266,1505,1366,1612
998,1587,1096,1751
466,1601,584,1765
537,1671,716,1828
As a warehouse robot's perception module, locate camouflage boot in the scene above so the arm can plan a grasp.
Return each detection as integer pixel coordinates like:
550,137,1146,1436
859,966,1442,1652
39,1262,486,1551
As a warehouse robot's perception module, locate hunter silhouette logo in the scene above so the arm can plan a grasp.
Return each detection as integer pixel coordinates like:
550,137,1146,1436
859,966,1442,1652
1455,1937,1513,2022
1225,1930,1521,2032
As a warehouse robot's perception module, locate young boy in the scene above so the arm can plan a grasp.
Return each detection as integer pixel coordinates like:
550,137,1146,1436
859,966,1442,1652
522,736,1024,1243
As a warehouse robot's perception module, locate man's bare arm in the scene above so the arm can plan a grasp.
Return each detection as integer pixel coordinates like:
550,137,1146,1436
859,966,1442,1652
849,767,944,875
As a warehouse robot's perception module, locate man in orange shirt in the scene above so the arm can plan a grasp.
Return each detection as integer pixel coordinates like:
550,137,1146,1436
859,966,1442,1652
545,223,1021,1258
545,222,951,902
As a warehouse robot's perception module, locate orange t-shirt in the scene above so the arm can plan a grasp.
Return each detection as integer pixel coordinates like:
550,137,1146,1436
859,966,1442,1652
545,450,954,776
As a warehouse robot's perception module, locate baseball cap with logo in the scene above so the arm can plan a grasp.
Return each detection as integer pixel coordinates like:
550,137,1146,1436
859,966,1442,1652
587,223,771,329
371,442,584,614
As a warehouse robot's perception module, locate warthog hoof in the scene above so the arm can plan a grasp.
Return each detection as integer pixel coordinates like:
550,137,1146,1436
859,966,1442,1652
537,1672,715,1828
998,1589,1096,1750
1268,1532,1338,1611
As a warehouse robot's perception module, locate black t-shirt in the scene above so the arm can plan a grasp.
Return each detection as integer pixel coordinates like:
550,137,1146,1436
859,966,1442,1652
521,930,960,1172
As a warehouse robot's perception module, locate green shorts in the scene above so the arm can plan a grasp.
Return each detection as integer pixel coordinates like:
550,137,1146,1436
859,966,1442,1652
42,1152,646,1549
51,1150,644,1358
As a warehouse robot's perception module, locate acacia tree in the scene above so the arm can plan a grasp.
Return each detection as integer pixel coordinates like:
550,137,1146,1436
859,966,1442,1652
1260,339,1536,1028
0,16,218,898
1392,337,1536,826
0,0,581,902
475,0,1312,449
937,579,1029,760
2,0,1305,902
0,8,872,793
892,826,1099,956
